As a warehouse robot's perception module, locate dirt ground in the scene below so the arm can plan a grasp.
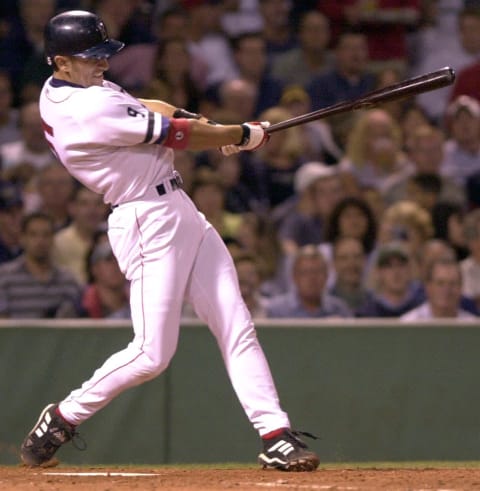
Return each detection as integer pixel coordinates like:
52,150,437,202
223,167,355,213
2,465,480,491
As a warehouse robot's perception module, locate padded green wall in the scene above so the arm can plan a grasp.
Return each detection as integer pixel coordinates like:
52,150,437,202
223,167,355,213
1,322,480,465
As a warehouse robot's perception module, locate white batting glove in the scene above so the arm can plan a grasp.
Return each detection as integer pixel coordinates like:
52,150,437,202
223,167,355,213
220,121,270,156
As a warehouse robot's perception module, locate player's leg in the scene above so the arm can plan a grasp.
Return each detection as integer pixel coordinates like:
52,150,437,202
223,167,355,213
59,199,201,424
21,197,202,465
184,226,319,470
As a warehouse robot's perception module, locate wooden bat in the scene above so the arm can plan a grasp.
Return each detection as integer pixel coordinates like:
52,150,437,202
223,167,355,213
266,67,455,134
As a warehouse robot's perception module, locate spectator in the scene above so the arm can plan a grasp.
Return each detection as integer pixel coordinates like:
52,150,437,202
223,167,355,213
212,78,258,123
141,37,203,111
377,200,434,278
410,0,464,70
449,58,480,104
266,245,352,318
152,6,189,42
320,194,377,289
383,124,466,208
229,32,283,117
319,0,420,75
417,237,454,280
277,161,345,255
0,180,24,264
0,0,55,103
243,105,305,210
33,160,76,229
233,251,268,319
1,101,52,178
358,241,424,317
460,209,480,311
442,95,480,188
182,0,238,90
209,152,260,213
419,237,478,315
17,0,59,104
374,67,405,121
324,195,377,256
0,211,82,318
329,236,371,316
401,257,476,320
53,185,109,285
0,71,20,145
220,0,264,37
271,10,334,88
307,31,376,111
82,236,130,319
399,102,432,155
404,173,443,213
361,184,386,226
338,108,412,195
190,167,243,240
412,6,480,123
431,201,469,261
93,0,155,45
257,0,297,61
279,85,343,164
234,212,285,297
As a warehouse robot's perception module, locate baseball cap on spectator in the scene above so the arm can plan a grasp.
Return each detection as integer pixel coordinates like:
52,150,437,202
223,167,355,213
376,242,409,268
446,95,480,119
89,241,114,266
294,161,337,194
0,181,23,211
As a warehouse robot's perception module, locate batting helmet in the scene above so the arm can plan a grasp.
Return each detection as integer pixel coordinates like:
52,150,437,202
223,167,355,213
44,10,124,65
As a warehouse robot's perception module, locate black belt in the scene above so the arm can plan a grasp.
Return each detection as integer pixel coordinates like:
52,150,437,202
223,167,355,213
156,173,182,195
111,173,183,209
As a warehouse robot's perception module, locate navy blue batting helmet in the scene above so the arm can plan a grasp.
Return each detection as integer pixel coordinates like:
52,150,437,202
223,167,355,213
44,10,124,65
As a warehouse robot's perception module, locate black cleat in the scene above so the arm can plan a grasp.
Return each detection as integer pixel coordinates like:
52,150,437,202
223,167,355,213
20,403,79,466
258,429,320,472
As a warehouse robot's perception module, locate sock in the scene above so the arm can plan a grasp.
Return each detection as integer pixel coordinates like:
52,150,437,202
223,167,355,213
262,428,287,440
55,406,76,428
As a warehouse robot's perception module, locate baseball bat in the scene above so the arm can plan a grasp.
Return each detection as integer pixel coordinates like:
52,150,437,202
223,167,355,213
266,67,455,134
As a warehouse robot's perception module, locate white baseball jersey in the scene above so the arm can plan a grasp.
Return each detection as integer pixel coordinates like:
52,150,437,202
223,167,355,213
39,77,174,205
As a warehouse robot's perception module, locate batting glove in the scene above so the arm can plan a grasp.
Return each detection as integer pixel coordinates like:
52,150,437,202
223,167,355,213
220,121,270,156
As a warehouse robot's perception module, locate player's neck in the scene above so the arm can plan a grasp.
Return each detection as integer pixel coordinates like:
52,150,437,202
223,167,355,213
52,71,85,88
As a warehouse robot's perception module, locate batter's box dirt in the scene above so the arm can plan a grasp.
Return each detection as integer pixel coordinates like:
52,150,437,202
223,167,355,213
2,465,480,490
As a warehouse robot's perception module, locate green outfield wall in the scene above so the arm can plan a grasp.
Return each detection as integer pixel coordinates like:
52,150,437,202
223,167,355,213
1,319,480,465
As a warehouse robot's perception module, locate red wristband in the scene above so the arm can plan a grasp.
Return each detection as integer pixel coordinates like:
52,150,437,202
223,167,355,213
164,118,191,150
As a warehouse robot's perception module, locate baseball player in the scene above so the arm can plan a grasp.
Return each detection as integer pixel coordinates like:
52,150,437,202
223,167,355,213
19,10,319,471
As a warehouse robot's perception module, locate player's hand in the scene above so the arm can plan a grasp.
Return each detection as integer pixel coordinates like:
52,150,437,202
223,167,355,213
220,121,270,156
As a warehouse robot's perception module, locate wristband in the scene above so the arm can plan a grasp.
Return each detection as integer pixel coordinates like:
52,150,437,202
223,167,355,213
238,123,251,146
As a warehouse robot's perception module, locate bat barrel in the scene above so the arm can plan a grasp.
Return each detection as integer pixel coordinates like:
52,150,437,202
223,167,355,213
266,67,456,134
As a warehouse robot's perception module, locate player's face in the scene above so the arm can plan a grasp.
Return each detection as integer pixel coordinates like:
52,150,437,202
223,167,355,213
56,55,109,87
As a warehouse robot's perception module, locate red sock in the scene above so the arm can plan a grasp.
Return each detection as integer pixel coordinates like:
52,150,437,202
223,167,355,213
262,428,287,440
55,406,76,428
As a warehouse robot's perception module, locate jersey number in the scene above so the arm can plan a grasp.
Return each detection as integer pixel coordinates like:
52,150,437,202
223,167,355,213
127,107,145,118
41,118,60,160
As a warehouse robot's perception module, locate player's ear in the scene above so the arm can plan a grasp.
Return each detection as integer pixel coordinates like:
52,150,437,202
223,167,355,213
54,55,70,72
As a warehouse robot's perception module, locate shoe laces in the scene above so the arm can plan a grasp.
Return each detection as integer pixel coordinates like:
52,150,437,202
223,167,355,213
70,429,87,451
287,430,320,448
291,430,319,440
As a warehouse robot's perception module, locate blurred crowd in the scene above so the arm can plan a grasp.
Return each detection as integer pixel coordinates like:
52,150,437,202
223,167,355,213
1,0,480,321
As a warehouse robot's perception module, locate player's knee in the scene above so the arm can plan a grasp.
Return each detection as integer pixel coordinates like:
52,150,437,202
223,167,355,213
136,353,172,380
